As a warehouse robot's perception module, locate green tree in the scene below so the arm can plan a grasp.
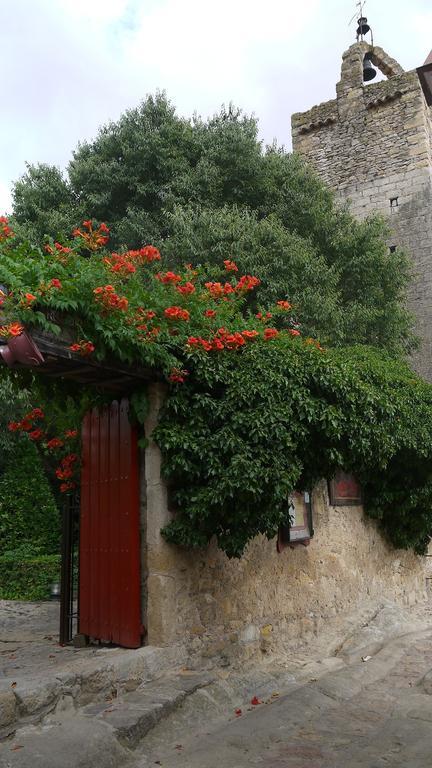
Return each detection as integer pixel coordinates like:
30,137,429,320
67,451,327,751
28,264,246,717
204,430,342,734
11,93,415,355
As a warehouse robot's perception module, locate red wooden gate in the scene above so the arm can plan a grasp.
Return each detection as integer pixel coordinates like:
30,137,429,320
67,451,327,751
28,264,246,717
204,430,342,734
79,398,142,648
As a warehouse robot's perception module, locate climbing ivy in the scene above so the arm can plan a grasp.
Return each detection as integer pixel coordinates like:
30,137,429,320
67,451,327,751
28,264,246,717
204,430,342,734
1,221,432,557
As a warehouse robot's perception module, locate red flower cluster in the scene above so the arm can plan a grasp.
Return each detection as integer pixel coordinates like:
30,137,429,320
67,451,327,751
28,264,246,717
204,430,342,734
0,216,14,242
256,311,273,322
176,282,195,295
236,275,260,292
55,453,78,481
44,242,72,259
164,306,190,321
289,329,301,337
103,252,136,275
0,322,24,338
264,328,279,340
188,327,260,352
277,300,292,310
8,408,45,435
156,271,182,284
224,259,238,272
46,437,64,450
69,340,95,356
21,293,37,307
65,429,78,439
203,309,216,318
103,246,161,276
93,285,128,311
205,282,235,298
29,429,44,441
72,220,109,251
168,367,189,383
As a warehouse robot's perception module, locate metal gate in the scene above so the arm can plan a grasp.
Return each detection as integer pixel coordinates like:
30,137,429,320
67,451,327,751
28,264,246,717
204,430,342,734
79,398,142,648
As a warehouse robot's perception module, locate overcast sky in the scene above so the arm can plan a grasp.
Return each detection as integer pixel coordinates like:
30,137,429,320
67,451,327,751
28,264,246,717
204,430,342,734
1,0,431,213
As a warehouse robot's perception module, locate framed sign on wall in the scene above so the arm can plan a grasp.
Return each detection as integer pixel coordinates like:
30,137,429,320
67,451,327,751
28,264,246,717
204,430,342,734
277,491,314,552
328,471,362,506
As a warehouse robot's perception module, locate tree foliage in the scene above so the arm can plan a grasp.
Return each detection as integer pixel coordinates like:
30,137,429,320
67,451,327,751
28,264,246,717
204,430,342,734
10,94,415,355
0,228,431,557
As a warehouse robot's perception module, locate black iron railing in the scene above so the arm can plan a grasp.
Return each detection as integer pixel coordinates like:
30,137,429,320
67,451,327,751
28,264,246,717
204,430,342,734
59,492,80,644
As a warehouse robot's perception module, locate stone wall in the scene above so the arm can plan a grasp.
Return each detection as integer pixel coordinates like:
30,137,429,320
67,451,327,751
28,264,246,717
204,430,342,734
291,42,432,381
144,384,427,662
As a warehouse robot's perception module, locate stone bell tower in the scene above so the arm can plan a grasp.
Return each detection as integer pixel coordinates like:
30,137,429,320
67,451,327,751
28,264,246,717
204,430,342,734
291,39,432,380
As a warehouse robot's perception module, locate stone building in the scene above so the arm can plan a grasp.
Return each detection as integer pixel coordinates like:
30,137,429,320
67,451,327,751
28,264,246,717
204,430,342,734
291,42,432,380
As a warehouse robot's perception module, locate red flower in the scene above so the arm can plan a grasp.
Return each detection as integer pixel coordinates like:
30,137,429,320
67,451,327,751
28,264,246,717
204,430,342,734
8,422,19,432
60,481,76,493
23,293,37,306
73,221,110,250
241,330,259,340
46,438,64,450
50,279,62,289
93,286,128,312
29,429,43,441
176,282,195,295
204,309,216,318
65,429,78,439
164,306,190,321
69,340,95,356
30,408,44,420
251,696,262,706
139,245,161,262
264,328,279,340
256,312,272,322
6,323,24,338
187,336,212,351
277,300,292,310
235,708,242,717
0,216,14,241
224,259,238,273
236,275,260,292
168,367,189,384
205,282,235,298
156,272,182,284
288,329,300,337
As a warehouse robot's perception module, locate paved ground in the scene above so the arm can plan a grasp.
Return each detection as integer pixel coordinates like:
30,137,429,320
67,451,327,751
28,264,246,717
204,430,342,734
2,600,432,767
133,605,432,768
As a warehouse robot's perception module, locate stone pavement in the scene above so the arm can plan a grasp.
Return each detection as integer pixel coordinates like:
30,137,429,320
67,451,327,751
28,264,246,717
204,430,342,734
2,600,432,767
0,600,186,741
134,625,432,768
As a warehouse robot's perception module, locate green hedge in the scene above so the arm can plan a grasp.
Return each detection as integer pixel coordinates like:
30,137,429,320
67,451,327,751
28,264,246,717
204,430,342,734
0,440,60,555
0,552,60,600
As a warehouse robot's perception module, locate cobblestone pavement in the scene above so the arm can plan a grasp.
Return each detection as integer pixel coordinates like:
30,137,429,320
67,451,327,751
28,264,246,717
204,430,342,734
135,623,432,767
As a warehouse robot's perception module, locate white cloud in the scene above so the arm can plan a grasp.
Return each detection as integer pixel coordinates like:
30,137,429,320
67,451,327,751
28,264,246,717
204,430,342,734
0,0,430,208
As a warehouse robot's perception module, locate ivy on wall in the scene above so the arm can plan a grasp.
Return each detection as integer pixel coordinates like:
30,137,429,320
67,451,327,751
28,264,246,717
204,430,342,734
1,221,432,557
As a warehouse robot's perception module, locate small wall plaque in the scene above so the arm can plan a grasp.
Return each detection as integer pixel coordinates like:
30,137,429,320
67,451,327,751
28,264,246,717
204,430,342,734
277,491,313,552
328,471,362,506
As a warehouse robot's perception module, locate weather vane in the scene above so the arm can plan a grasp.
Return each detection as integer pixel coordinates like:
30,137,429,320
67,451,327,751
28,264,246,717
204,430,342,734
349,0,374,45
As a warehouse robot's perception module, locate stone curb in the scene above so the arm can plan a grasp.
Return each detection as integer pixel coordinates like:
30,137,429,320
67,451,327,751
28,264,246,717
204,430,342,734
0,672,215,768
0,645,187,741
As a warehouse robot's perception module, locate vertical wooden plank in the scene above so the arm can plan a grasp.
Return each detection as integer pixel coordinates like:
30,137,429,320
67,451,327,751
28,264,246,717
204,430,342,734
89,408,101,639
79,412,91,634
109,401,121,644
118,398,141,648
98,406,110,641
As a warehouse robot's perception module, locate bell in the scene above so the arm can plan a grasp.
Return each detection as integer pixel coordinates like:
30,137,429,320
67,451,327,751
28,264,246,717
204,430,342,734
356,16,370,37
363,54,377,82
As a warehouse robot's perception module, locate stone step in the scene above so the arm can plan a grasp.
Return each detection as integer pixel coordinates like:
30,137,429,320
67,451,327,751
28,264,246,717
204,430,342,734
82,673,214,749
0,672,215,767
0,645,187,740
